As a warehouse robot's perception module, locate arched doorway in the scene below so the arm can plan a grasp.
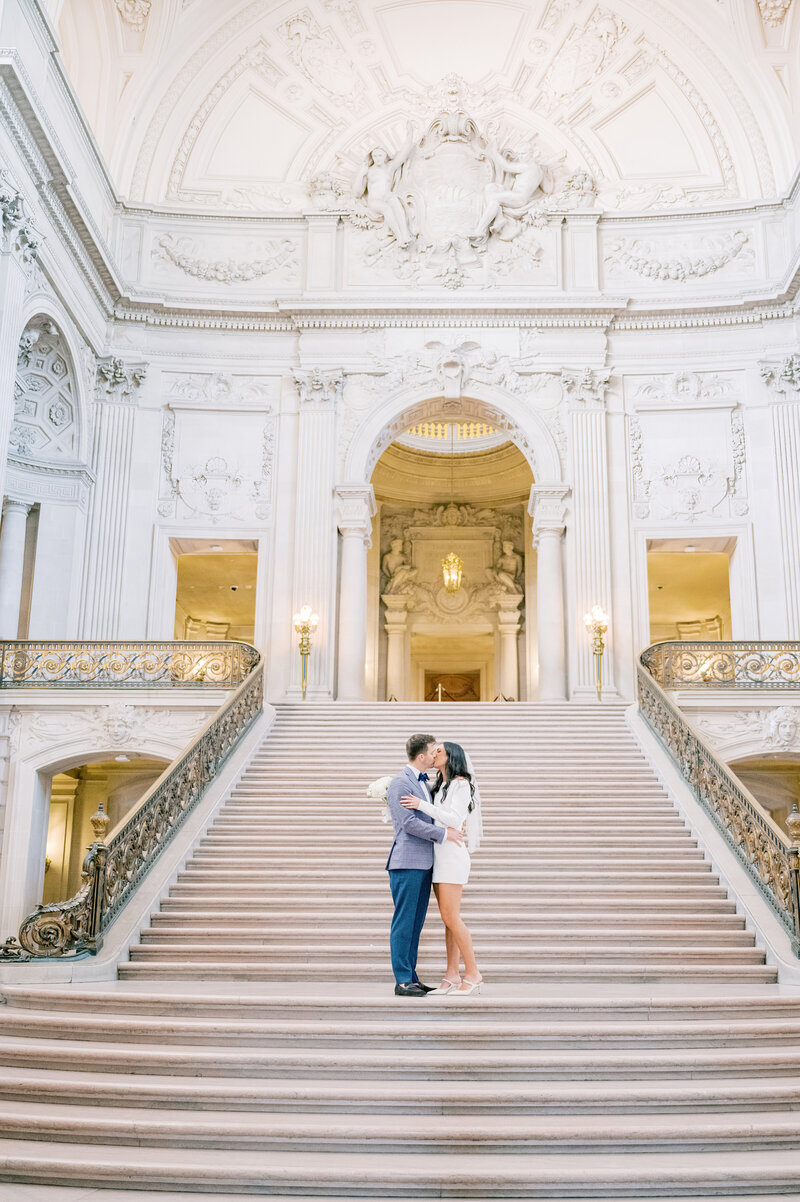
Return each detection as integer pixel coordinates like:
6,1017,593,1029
335,385,569,702
369,426,534,700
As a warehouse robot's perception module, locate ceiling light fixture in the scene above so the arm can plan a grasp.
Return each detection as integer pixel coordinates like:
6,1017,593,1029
442,423,463,594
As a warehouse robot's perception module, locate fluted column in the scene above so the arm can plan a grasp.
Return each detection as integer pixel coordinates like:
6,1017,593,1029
0,499,32,637
0,185,38,509
290,370,343,699
762,356,800,635
335,484,376,700
529,484,570,701
497,595,523,700
563,369,615,696
78,357,147,638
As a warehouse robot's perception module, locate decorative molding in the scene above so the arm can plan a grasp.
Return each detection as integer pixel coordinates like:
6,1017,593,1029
294,369,344,407
153,234,299,285
756,0,793,27
95,356,147,402
605,231,752,281
561,368,610,409
334,484,376,541
630,371,735,410
761,354,800,398
12,318,80,463
164,371,278,408
114,0,151,31
0,176,39,266
21,701,215,755
697,705,800,754
529,484,570,541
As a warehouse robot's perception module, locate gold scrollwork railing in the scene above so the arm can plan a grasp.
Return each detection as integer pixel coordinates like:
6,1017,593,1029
0,641,263,961
0,639,259,688
641,641,800,690
638,642,800,955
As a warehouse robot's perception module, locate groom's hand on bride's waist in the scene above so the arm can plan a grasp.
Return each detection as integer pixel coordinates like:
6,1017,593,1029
445,828,464,844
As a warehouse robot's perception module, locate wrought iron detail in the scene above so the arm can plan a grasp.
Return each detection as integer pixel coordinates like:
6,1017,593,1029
638,644,800,955
0,640,259,688
0,642,263,961
642,641,800,690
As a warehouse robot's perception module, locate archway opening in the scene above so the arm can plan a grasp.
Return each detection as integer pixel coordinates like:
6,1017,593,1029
43,755,168,904
367,418,534,701
728,754,800,839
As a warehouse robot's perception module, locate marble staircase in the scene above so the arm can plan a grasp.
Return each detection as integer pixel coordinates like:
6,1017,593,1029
0,702,798,1197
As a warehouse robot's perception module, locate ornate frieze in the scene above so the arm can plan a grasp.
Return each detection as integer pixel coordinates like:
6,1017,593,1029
153,234,299,285
605,231,753,282
165,371,279,408
696,705,800,755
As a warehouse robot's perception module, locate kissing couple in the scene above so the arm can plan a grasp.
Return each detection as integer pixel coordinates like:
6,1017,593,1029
385,732,484,997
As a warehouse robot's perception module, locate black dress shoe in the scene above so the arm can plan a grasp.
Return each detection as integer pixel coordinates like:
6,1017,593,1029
394,982,428,997
415,983,436,993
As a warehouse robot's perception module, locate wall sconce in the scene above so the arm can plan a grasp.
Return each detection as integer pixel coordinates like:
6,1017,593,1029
293,604,319,700
441,551,463,594
583,604,609,702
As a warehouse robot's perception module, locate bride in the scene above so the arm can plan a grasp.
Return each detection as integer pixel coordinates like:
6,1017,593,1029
401,741,483,994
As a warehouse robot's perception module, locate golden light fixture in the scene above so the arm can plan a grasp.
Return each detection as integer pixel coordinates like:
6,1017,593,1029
442,423,463,594
442,550,464,593
293,604,319,700
583,604,609,702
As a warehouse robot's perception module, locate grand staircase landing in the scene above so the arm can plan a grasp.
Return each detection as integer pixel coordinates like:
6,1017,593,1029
0,703,798,1197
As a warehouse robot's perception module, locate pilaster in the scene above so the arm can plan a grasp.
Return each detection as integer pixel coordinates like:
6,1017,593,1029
78,357,147,638
290,369,343,699
563,368,616,697
0,182,39,510
761,355,800,637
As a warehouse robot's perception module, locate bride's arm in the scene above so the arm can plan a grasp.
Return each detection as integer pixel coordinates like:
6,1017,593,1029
431,779,471,828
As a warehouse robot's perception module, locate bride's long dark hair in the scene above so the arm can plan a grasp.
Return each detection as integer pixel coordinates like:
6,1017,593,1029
432,741,476,812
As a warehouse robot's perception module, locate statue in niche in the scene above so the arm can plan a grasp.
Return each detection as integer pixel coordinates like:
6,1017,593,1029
487,540,523,594
381,539,417,595
353,125,417,249
471,143,544,245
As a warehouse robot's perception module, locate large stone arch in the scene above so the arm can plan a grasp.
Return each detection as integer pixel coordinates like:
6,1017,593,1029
342,381,564,487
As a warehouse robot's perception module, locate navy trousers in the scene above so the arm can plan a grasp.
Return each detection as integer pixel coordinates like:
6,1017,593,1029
388,867,433,984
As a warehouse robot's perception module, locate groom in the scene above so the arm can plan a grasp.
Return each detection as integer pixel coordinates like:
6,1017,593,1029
385,732,464,997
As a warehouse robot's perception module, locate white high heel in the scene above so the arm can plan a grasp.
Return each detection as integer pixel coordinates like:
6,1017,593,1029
456,978,482,995
430,977,461,994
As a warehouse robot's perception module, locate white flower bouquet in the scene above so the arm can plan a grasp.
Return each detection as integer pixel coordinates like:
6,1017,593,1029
367,775,393,824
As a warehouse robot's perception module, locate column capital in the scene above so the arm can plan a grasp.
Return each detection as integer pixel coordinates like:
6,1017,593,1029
760,355,800,402
95,356,147,403
528,483,570,543
0,181,39,267
335,484,376,542
560,367,610,410
294,368,344,408
2,498,32,519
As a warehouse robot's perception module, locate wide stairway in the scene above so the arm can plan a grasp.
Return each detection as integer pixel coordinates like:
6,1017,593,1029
0,702,798,1197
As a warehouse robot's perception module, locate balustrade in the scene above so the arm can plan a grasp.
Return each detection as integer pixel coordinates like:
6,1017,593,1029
638,641,800,955
0,640,263,960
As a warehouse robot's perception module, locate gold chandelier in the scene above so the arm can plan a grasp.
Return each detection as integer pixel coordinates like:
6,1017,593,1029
442,424,463,593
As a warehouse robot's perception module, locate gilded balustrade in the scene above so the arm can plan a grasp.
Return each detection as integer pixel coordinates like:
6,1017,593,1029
0,641,263,961
638,641,800,955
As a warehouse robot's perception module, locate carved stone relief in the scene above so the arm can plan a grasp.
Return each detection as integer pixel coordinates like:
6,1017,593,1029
114,0,151,31
0,175,39,266
761,355,800,398
164,372,279,408
279,11,363,108
605,231,753,282
756,0,793,26
152,234,299,285
696,705,800,755
19,702,214,756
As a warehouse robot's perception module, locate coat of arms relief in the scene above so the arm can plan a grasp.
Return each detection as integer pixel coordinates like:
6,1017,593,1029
348,81,594,289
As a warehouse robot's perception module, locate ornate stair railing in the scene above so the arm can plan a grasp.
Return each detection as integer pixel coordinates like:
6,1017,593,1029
0,641,263,961
638,641,800,956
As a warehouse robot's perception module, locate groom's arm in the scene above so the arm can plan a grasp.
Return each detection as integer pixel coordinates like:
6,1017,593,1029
387,776,445,843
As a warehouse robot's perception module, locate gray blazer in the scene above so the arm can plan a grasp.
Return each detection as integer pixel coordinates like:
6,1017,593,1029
385,764,446,871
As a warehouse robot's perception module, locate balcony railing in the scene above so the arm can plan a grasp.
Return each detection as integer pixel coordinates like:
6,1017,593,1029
0,641,263,961
638,641,800,955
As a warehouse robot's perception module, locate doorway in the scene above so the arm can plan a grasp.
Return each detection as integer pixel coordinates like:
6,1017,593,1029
172,539,258,641
647,539,733,642
424,670,481,702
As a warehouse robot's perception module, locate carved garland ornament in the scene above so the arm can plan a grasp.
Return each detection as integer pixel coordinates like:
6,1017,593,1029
153,234,299,284
606,231,752,281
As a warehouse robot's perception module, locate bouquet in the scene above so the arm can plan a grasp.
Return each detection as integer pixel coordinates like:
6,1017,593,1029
367,775,393,824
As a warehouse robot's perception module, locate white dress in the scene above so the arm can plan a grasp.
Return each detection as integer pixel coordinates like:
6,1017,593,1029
416,778,472,885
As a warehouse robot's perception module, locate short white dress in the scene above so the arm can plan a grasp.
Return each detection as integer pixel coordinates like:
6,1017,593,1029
416,778,472,885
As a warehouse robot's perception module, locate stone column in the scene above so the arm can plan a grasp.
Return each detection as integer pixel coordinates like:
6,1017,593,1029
0,499,32,637
0,185,39,509
78,357,147,638
383,595,410,701
762,356,800,635
529,484,570,701
563,369,615,696
335,484,376,700
497,594,523,700
290,370,343,699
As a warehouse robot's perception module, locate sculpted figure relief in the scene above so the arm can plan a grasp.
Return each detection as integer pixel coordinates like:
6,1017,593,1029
471,143,544,245
382,539,417,595
488,540,523,593
353,125,416,249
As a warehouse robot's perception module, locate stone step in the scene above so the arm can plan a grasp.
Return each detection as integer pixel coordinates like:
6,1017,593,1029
0,1036,794,1080
1,1101,799,1155
148,911,748,930
0,1138,798,1197
1,1067,797,1116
